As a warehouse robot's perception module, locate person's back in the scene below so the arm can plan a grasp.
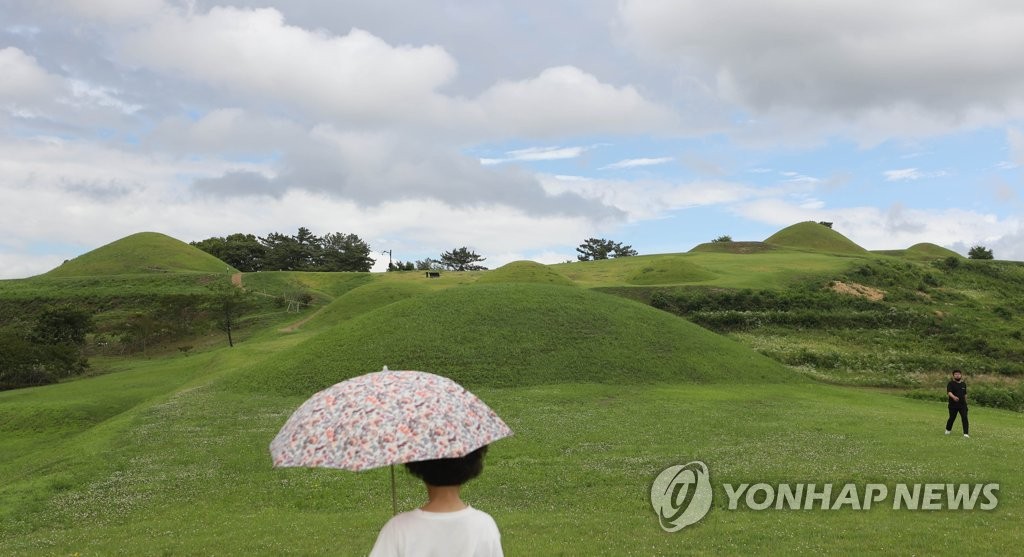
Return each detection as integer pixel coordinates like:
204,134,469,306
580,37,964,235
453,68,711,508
368,446,503,557
369,506,502,557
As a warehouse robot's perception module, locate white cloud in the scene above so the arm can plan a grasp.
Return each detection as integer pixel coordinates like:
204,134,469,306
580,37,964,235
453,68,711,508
0,130,621,278
601,157,674,170
0,252,67,280
475,65,677,137
781,172,822,184
5,25,42,37
116,8,676,139
0,47,61,109
884,168,950,181
618,0,1024,138
61,0,167,22
121,8,459,126
67,79,142,114
147,109,305,155
540,174,760,221
482,145,591,165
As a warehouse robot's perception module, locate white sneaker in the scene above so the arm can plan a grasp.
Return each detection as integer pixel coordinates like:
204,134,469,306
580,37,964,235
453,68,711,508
964,434,970,438
945,430,951,435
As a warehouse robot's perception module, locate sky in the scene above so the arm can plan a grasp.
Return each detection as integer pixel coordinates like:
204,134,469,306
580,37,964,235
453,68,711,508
1,0,1023,278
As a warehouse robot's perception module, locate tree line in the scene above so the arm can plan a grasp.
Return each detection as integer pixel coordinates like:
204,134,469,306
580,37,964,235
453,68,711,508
191,228,375,272
193,227,642,273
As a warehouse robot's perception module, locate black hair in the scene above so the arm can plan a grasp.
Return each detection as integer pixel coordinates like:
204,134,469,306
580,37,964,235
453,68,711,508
405,445,488,487
952,369,963,375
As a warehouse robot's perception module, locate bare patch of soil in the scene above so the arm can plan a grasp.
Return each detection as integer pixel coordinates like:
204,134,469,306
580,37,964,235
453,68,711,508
829,281,885,301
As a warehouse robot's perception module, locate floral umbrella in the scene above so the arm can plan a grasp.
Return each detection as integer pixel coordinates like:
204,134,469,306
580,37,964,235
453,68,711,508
269,368,513,513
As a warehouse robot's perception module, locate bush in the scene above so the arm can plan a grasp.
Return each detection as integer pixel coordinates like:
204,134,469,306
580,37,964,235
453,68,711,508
968,245,994,260
0,331,89,390
970,384,1023,411
940,256,961,270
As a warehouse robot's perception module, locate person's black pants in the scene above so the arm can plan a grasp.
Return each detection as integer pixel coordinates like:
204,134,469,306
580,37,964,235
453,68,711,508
946,406,969,434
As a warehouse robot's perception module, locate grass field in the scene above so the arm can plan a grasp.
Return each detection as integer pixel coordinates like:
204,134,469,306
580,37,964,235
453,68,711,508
2,227,1023,555
2,354,1021,555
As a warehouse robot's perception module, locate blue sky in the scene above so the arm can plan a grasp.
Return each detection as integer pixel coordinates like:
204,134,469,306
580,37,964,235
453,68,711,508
1,1,1022,278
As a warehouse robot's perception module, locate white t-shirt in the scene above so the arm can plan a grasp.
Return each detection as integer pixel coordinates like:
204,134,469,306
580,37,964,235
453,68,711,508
368,506,503,557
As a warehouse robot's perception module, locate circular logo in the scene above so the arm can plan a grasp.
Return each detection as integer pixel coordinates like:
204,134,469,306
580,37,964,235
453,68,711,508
650,461,713,532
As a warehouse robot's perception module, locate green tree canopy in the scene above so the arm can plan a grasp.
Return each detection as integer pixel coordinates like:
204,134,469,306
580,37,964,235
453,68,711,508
416,258,444,271
319,232,375,272
576,238,638,261
440,248,487,271
194,228,374,272
191,233,266,272
968,245,994,260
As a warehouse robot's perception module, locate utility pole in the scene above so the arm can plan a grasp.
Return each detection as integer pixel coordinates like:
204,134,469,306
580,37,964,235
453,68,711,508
381,249,392,270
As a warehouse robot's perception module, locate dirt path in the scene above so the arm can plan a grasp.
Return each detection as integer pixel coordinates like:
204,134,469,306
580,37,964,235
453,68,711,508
229,271,325,332
278,306,327,333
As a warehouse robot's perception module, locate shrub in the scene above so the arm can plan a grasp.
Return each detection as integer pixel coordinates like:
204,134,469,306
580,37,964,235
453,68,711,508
968,245,994,260
970,384,1022,411
935,256,961,271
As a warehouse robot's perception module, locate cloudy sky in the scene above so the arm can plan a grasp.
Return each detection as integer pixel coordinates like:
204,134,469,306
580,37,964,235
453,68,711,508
2,0,1023,278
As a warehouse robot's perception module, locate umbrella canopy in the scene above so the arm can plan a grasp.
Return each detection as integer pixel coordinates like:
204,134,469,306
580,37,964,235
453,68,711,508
270,369,513,471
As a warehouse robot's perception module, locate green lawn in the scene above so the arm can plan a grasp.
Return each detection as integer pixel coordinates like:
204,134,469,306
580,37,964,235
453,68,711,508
2,364,1021,555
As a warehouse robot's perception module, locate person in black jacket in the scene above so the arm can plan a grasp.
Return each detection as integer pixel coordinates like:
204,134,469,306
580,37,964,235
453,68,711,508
945,369,969,438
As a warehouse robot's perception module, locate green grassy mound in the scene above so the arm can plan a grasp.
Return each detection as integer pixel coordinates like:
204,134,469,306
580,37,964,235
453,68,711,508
627,257,718,285
689,241,778,254
764,221,867,254
872,243,962,260
294,280,434,331
228,283,798,396
904,242,963,260
476,260,575,286
44,232,234,277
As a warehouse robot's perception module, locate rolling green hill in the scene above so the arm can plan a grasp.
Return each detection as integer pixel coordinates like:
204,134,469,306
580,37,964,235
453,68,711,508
44,232,235,277
764,221,868,254
229,282,797,396
475,260,575,286
872,242,962,260
904,242,963,260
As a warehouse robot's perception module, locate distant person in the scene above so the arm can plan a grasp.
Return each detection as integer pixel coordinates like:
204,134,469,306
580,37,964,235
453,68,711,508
369,446,503,557
945,369,969,438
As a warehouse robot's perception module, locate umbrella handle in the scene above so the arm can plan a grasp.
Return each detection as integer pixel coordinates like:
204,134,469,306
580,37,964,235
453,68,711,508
391,464,397,516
